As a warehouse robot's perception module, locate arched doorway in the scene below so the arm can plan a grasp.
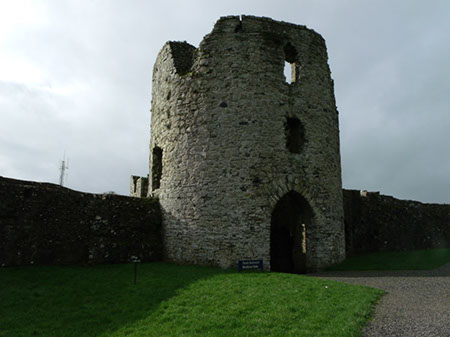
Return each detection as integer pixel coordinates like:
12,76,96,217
270,191,313,274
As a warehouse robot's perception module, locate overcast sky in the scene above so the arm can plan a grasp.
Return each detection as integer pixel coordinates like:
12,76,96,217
0,0,449,203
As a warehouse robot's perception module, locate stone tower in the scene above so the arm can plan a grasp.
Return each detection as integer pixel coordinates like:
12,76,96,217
144,16,345,272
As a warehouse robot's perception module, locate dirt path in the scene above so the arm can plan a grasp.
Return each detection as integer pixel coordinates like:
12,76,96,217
309,263,450,336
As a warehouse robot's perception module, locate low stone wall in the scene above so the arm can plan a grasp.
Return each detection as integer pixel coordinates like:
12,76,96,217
343,189,450,256
0,176,162,267
2,176,448,267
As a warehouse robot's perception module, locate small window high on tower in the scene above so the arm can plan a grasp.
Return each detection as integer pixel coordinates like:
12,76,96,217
286,117,305,154
284,61,294,84
284,43,300,84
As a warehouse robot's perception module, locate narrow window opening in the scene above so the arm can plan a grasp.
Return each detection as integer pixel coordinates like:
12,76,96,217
284,61,293,84
152,146,163,190
286,117,305,154
284,42,300,83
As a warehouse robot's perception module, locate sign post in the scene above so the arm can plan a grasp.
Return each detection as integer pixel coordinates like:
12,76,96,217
131,256,141,284
238,259,264,272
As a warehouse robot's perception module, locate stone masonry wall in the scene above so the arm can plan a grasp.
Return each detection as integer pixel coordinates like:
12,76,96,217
149,16,345,271
343,189,450,256
130,175,149,198
0,176,162,267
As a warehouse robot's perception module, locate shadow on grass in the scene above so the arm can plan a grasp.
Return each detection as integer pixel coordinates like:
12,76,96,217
0,262,230,337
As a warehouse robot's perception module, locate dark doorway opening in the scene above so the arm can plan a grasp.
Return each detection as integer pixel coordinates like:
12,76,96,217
270,190,313,273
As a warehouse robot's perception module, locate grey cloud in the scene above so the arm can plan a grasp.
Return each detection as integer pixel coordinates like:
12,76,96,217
0,0,448,202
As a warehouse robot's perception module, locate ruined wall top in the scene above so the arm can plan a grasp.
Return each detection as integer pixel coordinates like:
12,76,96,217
206,15,319,40
153,15,331,90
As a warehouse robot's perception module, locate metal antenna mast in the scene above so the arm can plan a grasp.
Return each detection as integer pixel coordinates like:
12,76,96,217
59,153,69,186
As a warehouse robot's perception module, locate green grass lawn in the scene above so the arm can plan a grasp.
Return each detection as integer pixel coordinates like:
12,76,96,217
327,248,450,271
0,262,382,337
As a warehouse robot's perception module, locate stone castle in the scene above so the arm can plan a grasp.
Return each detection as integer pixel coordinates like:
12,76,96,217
1,16,448,272
132,16,345,272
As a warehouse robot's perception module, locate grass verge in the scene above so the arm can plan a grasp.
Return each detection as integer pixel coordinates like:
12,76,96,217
327,248,450,271
0,262,383,337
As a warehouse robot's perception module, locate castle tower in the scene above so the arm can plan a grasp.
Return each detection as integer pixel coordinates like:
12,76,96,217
147,16,345,272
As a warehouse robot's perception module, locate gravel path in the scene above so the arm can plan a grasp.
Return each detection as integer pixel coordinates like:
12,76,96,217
309,263,450,337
